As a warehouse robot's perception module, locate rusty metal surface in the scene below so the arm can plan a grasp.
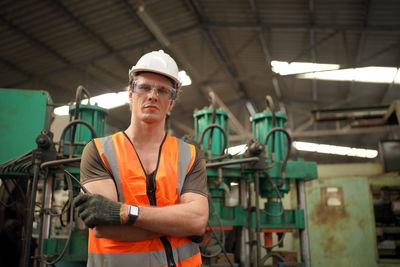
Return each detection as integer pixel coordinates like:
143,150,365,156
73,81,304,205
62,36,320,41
306,176,377,267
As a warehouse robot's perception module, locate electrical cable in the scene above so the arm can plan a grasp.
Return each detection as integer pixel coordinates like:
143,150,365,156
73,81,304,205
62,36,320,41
202,196,234,267
263,127,292,187
58,120,97,156
40,166,75,265
201,196,224,258
40,158,81,169
207,105,217,157
199,124,228,157
62,169,89,194
265,95,276,154
70,86,91,158
207,222,234,267
20,158,41,267
260,251,285,265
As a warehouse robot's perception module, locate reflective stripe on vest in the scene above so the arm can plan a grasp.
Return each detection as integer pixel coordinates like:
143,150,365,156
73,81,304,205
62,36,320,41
99,135,124,202
177,138,192,196
90,132,200,267
89,240,200,267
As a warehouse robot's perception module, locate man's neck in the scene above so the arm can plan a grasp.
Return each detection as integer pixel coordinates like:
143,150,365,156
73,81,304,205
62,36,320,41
125,119,166,148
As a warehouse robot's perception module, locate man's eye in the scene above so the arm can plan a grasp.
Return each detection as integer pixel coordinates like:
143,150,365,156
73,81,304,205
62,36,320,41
139,85,151,91
157,88,169,95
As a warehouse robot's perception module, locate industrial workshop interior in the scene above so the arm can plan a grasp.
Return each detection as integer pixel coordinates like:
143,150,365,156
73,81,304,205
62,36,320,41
1,0,400,267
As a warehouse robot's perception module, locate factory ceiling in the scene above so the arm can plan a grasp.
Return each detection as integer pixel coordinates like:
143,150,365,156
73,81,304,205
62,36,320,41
1,0,400,163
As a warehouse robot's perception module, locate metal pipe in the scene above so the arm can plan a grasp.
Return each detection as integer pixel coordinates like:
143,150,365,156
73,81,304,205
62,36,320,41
37,172,54,265
206,157,259,168
59,120,96,157
199,123,228,157
254,172,261,267
239,178,250,267
20,157,41,267
297,180,311,267
263,128,292,187
40,157,81,169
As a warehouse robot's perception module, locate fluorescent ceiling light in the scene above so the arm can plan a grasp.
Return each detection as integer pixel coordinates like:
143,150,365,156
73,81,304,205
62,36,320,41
178,70,192,86
245,101,257,115
227,144,247,155
54,91,129,116
293,141,378,158
54,70,192,116
271,60,340,75
54,105,70,116
298,66,400,84
271,60,400,84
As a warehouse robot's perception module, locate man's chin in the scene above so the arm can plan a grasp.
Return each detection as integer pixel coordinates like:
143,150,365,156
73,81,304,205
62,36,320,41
141,114,162,124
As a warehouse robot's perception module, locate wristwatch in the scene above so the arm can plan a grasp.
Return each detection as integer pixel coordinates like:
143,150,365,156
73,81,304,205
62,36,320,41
127,205,139,224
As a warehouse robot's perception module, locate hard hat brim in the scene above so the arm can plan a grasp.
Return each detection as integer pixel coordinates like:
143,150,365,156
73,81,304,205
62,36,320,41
130,67,181,89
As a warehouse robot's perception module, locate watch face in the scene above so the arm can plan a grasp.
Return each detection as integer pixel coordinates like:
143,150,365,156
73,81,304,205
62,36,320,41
129,205,139,216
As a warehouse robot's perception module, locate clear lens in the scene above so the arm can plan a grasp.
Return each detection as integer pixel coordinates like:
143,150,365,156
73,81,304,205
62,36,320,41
132,81,176,100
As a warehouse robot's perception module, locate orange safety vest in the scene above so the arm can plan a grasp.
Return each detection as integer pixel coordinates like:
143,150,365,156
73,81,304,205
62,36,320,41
89,131,202,267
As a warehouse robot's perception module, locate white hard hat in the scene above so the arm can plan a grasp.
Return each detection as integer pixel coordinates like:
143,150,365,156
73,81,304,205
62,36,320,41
129,50,181,89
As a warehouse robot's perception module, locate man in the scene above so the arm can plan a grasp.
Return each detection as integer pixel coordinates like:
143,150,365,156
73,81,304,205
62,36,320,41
74,50,209,267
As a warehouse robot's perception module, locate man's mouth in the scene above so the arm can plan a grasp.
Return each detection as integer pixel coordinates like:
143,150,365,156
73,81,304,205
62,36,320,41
143,105,159,110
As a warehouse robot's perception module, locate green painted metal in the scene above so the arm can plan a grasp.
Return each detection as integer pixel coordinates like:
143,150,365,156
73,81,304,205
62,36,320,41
250,112,287,161
307,164,400,267
208,204,305,229
195,106,317,233
43,230,88,263
62,104,107,156
306,176,378,267
0,88,52,163
45,104,107,266
194,108,228,158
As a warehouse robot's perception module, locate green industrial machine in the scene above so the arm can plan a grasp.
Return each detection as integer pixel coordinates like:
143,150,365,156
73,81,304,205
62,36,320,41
0,87,107,267
195,96,317,266
0,87,317,267
0,88,53,164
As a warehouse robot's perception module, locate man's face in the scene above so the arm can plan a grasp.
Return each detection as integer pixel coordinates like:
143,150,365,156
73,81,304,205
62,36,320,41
129,72,175,124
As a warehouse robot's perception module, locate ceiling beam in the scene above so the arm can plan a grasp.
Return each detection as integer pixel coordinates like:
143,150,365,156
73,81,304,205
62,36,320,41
0,15,70,65
207,89,248,137
290,30,339,63
308,0,319,104
293,125,399,137
8,24,199,88
247,0,286,112
50,0,131,68
0,57,70,92
119,0,210,104
188,0,259,115
342,0,372,106
0,13,118,91
205,22,400,33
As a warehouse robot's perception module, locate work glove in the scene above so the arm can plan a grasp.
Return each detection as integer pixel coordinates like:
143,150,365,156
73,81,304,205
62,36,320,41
73,194,122,228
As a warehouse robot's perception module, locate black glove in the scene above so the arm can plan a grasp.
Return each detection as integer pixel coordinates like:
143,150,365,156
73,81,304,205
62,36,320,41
73,194,122,228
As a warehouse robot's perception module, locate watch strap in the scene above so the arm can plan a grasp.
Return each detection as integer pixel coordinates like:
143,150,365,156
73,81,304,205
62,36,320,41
127,205,139,224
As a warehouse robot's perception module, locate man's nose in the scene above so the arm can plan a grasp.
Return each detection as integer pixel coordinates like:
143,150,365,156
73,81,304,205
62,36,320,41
147,88,158,99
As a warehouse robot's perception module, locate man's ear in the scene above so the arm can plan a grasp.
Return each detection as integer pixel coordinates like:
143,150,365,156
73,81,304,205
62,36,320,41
169,100,175,111
129,90,133,102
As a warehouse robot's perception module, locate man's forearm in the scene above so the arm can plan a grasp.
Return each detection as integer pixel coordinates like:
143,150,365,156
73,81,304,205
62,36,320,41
93,224,162,242
128,194,208,237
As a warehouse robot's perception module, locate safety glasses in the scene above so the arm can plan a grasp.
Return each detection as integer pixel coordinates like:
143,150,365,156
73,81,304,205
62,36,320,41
131,81,177,100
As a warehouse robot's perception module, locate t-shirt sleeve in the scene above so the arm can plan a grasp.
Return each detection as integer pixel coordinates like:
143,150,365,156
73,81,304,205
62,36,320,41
80,140,113,185
181,147,208,197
